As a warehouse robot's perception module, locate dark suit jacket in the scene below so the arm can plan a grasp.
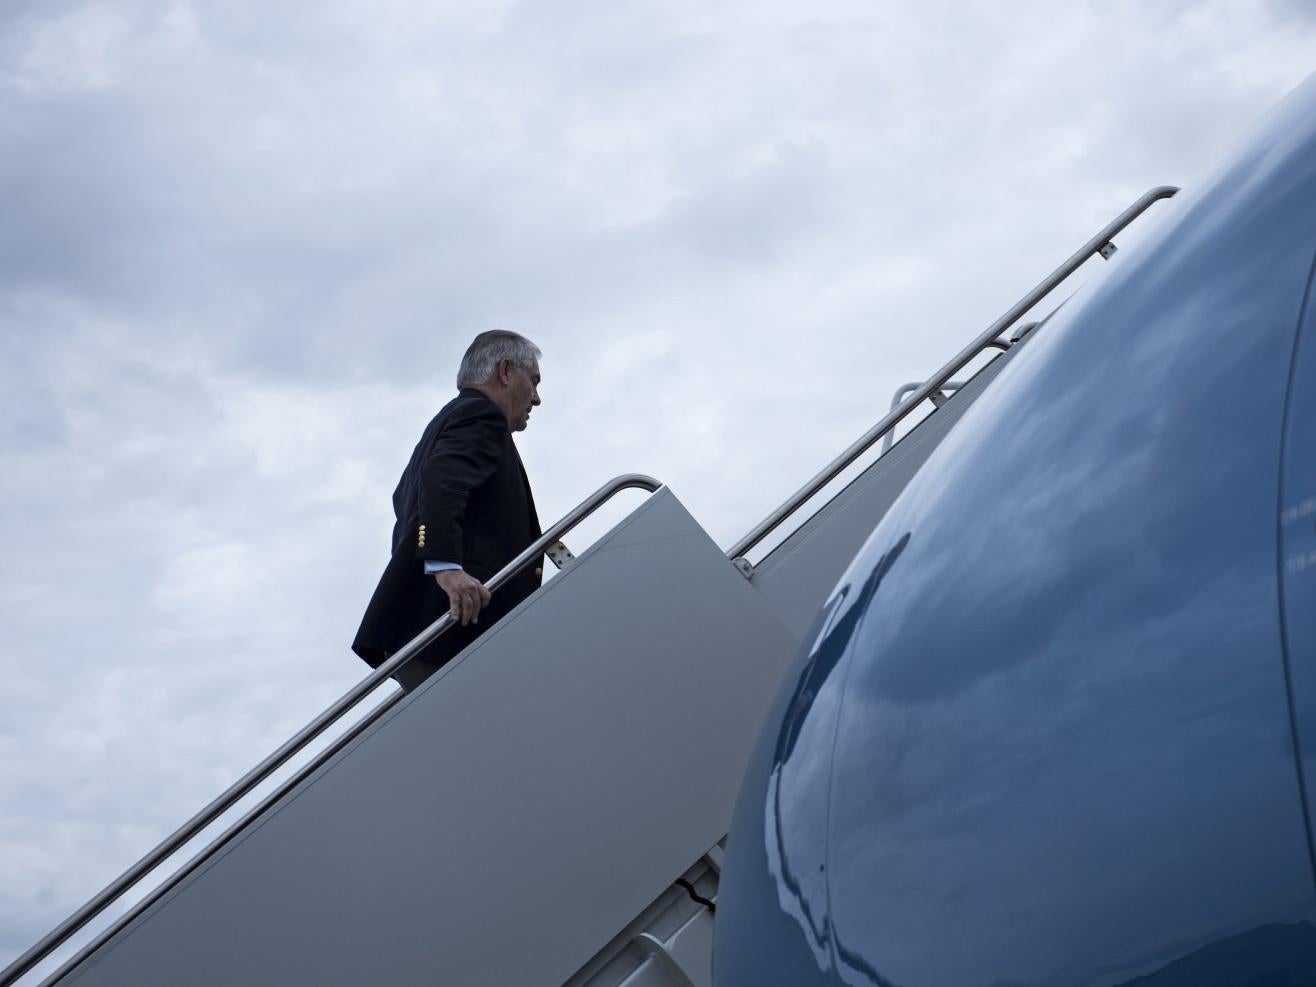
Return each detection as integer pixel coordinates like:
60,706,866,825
352,388,542,669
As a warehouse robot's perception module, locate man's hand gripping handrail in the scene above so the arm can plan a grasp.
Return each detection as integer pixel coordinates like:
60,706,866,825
374,472,662,678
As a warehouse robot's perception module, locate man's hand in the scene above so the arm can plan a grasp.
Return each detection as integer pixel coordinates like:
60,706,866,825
434,569,492,626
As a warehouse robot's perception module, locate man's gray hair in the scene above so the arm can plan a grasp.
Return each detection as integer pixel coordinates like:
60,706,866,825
456,330,541,388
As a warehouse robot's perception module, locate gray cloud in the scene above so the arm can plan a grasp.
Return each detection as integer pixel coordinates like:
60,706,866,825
1,0,1313,973
1270,0,1316,25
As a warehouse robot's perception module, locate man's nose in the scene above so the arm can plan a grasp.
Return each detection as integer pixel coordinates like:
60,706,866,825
532,390,541,406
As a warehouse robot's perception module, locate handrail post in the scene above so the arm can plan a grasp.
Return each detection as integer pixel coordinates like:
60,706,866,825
879,381,967,454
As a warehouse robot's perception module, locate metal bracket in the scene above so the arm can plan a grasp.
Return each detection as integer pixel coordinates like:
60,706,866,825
1010,320,1041,343
703,844,725,875
546,540,576,570
1098,240,1118,260
731,557,754,580
632,933,700,987
880,380,967,455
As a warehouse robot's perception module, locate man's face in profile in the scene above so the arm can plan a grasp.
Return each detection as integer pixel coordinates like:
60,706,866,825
507,360,541,432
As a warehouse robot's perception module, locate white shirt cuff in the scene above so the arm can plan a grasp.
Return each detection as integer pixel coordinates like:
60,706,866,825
424,560,462,574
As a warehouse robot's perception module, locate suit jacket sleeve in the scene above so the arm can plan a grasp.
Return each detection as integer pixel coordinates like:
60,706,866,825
416,401,507,566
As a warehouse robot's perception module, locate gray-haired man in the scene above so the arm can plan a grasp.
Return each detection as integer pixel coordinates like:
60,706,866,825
353,330,544,691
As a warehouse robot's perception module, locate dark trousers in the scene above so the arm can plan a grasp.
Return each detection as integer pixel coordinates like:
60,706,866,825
391,657,443,694
384,597,514,694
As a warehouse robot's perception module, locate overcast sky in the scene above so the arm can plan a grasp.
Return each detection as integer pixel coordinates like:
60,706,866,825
0,0,1312,974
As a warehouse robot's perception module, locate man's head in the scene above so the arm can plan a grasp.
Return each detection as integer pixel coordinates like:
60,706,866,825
456,330,542,432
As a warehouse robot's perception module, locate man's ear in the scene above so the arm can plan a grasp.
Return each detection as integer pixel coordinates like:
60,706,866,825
497,359,512,386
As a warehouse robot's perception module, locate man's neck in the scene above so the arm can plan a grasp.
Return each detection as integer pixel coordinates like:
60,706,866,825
466,384,511,428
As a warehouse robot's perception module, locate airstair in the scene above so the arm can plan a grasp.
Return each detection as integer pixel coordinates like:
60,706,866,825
0,188,1177,987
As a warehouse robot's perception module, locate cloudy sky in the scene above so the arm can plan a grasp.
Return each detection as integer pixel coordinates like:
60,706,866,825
0,0,1312,974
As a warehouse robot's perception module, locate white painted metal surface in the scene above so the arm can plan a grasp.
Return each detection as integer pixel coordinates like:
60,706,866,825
59,491,796,987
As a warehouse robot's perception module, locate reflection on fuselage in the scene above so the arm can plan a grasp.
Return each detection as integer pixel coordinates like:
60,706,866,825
763,534,912,973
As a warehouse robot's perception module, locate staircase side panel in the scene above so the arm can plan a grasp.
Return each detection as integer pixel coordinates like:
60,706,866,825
61,490,798,987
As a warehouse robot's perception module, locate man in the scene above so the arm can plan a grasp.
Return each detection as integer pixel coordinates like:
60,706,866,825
352,330,544,692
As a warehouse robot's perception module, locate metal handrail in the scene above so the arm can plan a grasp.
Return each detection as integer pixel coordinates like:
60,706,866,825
878,380,967,455
1,473,664,987
727,184,1179,561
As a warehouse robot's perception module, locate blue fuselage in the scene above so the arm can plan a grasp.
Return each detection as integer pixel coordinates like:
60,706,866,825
715,73,1316,987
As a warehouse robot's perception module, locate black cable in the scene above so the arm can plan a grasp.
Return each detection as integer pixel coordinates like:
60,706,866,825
675,878,716,913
